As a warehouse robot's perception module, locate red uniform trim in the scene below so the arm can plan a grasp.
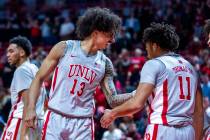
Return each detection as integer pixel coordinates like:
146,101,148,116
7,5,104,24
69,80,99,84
41,111,51,140
2,94,22,140
161,79,168,125
13,118,21,140
152,124,159,140
52,67,59,91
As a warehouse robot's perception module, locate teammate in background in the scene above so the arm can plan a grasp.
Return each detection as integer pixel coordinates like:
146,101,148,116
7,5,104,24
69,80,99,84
24,7,135,140
204,19,210,47
101,22,204,140
1,36,46,140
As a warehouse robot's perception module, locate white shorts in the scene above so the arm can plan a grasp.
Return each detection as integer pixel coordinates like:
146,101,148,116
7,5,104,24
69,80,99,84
41,110,95,140
1,117,43,140
144,124,195,140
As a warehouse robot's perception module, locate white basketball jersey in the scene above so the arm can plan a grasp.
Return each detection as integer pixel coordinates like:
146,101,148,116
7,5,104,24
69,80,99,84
47,40,106,117
146,54,197,126
9,60,46,119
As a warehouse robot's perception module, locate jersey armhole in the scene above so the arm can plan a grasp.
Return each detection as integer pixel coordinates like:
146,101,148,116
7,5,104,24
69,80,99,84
64,40,74,55
153,58,167,76
57,40,74,64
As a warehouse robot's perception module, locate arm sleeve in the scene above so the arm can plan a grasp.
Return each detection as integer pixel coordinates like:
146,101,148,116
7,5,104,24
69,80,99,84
14,68,33,94
140,59,165,85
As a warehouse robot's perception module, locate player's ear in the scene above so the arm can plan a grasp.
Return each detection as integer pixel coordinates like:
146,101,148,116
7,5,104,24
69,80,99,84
91,30,98,38
152,43,158,52
19,47,26,57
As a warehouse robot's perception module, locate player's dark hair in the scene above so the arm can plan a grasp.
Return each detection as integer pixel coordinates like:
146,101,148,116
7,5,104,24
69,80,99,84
9,35,32,56
204,19,210,36
76,7,121,40
142,22,180,51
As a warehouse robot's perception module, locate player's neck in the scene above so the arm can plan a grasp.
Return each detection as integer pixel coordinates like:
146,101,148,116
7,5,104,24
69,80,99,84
156,49,172,58
81,39,97,56
16,57,28,67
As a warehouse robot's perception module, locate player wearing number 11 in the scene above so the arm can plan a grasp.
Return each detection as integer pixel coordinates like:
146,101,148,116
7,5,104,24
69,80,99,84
24,7,135,140
100,22,204,140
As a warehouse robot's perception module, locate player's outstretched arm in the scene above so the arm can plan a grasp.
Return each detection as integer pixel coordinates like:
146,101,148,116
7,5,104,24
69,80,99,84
25,41,67,128
100,58,135,108
193,82,204,140
100,83,154,128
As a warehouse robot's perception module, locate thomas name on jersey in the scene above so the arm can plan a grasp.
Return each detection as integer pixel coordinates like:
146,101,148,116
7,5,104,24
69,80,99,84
172,65,193,74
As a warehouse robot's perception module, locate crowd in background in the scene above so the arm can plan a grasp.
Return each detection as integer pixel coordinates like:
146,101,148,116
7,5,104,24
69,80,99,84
0,0,209,139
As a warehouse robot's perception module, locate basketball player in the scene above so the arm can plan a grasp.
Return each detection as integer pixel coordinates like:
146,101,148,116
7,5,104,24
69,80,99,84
1,36,46,140
24,7,135,140
101,22,204,140
204,19,210,47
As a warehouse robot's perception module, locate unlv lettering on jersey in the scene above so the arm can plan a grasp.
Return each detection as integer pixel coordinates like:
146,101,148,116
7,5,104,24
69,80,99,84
68,64,97,84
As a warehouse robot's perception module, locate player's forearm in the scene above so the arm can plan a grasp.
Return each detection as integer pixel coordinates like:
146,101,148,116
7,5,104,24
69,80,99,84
100,74,136,108
111,97,143,118
20,118,28,140
193,85,204,140
108,92,135,108
193,115,203,140
193,108,204,140
101,84,135,108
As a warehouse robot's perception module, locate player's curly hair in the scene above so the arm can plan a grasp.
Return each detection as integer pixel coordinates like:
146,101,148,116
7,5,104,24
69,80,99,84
9,35,32,56
204,19,210,36
76,7,121,40
142,22,180,51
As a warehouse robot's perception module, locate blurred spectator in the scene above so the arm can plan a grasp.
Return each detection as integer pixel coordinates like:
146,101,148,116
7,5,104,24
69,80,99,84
59,17,75,40
125,12,141,33
0,87,11,123
202,59,210,77
201,74,210,100
128,48,146,87
102,122,124,140
31,47,47,68
40,17,52,45
0,62,14,90
30,19,41,45
126,122,142,140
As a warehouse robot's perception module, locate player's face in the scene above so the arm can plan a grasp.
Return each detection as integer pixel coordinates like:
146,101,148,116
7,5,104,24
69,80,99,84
7,44,21,66
93,31,115,50
207,33,210,47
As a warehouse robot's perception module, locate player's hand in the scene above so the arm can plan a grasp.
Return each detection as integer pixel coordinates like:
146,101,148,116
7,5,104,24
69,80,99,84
100,109,116,128
24,106,37,129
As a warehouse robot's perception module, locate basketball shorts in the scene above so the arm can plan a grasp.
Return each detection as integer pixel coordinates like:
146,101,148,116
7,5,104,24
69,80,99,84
144,124,195,140
41,110,95,140
1,117,43,140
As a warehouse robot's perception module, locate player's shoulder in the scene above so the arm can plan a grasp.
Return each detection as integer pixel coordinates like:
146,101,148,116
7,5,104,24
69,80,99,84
145,58,165,67
102,54,113,66
63,40,80,53
65,39,77,45
141,59,166,73
15,61,38,75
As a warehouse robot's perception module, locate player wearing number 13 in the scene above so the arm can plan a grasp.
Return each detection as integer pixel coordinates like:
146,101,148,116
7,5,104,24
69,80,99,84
100,22,204,140
24,7,135,140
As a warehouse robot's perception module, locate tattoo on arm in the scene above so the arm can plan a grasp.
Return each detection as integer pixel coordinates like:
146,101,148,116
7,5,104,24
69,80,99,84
100,58,135,108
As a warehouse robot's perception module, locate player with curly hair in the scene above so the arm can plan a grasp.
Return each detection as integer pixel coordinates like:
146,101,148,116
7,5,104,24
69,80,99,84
101,22,203,140
24,7,135,140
